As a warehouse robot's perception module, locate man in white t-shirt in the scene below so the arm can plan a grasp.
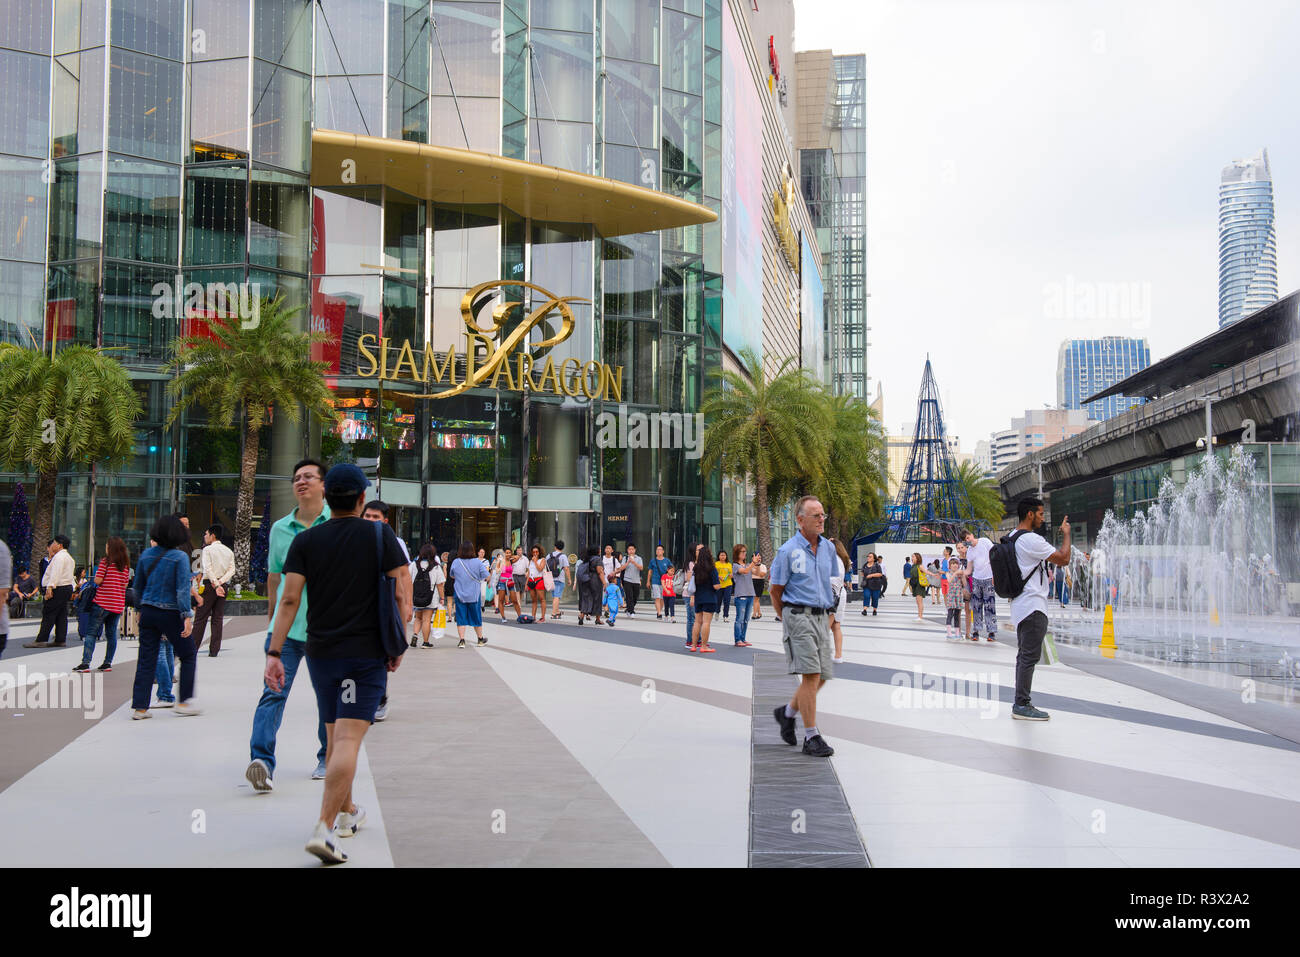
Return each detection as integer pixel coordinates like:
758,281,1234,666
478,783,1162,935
1006,497,1073,721
962,530,998,640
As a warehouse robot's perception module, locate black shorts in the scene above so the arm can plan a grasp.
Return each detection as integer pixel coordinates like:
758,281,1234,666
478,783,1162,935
305,655,388,724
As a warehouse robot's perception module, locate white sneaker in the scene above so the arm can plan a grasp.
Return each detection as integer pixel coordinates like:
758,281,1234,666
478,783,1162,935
831,657,845,664
174,701,202,716
245,759,273,793
153,700,174,708
305,821,348,864
915,617,925,622
336,804,367,837
131,710,152,720
311,760,327,780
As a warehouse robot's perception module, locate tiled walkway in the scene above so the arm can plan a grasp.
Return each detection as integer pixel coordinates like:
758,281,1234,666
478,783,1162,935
2,593,1298,866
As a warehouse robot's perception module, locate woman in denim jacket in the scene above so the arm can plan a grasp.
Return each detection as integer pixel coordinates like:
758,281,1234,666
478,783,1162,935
130,514,198,719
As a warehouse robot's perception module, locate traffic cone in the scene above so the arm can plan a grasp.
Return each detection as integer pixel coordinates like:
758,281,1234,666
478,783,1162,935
1100,604,1116,658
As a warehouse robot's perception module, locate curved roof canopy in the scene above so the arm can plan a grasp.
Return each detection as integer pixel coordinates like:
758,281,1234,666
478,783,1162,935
311,129,717,238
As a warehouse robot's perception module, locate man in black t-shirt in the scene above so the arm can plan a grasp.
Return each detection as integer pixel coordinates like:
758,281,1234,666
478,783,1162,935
269,464,412,864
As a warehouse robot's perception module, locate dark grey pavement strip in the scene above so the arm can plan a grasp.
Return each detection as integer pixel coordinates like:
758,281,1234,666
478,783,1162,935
829,658,1300,753
486,642,1300,853
749,651,869,867
1054,642,1300,748
0,622,266,795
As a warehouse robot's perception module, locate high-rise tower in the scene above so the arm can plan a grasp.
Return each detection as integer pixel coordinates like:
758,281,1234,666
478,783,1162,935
1219,149,1278,328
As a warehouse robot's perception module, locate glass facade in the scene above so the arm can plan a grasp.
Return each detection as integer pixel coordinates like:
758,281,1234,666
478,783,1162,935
1057,337,1150,422
0,0,725,570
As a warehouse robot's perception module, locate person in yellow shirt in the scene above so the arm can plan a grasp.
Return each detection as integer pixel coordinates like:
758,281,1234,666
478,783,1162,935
715,549,734,622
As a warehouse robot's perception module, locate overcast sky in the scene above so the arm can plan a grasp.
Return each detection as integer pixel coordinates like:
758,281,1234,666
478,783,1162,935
793,0,1300,447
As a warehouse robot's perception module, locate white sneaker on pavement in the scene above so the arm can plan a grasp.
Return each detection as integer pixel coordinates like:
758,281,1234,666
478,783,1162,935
335,804,366,837
305,821,348,863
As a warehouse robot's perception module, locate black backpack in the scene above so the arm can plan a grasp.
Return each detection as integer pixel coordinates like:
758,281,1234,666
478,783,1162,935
575,559,591,584
412,563,433,607
546,551,562,575
990,529,1040,599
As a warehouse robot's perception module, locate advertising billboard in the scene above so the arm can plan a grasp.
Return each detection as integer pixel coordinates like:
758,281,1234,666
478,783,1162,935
721,5,763,360
800,233,825,376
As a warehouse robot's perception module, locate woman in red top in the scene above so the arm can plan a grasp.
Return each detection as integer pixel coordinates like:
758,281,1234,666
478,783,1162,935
74,536,131,673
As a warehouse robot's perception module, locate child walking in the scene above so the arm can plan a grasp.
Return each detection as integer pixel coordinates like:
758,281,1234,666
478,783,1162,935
603,577,625,626
661,566,677,621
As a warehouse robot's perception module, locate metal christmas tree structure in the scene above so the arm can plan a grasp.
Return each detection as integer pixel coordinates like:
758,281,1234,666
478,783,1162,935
858,358,987,544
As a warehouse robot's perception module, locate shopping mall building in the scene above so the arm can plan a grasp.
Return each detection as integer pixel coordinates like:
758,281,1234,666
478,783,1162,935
0,0,865,568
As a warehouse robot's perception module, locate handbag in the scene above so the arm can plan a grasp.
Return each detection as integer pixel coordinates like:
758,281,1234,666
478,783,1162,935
373,522,408,659
431,607,447,639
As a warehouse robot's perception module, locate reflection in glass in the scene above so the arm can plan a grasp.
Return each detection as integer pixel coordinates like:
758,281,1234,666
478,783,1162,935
0,157,48,262
603,233,658,319
430,2,503,98
603,59,658,148
250,168,310,274
388,0,430,89
384,191,424,277
661,90,702,178
0,51,53,158
428,393,498,484
314,0,384,76
189,0,250,60
104,156,180,264
102,261,175,361
662,10,702,95
254,0,313,71
603,320,657,407
108,49,183,161
54,0,106,55
314,75,383,138
252,62,309,171
185,163,246,266
48,155,103,262
0,260,46,347
110,0,183,60
314,188,381,275
45,260,98,347
430,96,500,152
603,0,658,62
318,274,381,375
530,0,593,33
529,29,593,123
1,1,53,54
382,279,419,348
432,205,499,290
387,80,429,143
528,118,593,175
529,400,590,488
52,48,106,157
189,59,249,160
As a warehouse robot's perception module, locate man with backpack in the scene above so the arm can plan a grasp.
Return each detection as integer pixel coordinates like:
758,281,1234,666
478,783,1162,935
991,498,1074,721
547,541,570,619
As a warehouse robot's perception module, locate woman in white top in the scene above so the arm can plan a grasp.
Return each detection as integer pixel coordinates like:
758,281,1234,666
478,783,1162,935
409,545,445,647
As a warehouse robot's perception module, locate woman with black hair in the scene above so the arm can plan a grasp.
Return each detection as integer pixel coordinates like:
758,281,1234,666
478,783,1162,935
130,514,198,719
690,546,721,653
576,546,603,625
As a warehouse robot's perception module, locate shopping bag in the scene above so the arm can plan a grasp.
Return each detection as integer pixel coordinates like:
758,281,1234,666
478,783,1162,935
432,607,447,640
1040,631,1060,665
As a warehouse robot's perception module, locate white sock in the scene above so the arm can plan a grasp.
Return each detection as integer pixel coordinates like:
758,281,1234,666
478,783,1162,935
784,703,796,718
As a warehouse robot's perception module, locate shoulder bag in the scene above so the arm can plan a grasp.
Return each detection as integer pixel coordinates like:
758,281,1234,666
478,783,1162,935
374,522,408,659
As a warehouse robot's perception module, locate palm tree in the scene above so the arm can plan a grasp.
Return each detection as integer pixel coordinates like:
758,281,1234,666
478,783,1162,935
699,348,831,560
0,344,142,571
807,389,889,542
167,295,338,583
955,460,1005,530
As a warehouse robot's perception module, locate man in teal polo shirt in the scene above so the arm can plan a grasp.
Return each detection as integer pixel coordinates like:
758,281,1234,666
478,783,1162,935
769,495,837,757
245,458,331,792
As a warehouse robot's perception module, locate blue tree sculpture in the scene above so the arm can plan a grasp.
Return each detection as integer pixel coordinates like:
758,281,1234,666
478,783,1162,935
249,494,272,593
7,482,32,572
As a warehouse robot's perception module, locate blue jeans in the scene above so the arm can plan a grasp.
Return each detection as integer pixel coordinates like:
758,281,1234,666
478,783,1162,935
864,589,880,609
664,595,676,617
249,634,327,775
155,638,176,702
685,598,695,644
79,604,120,666
732,596,754,642
719,585,733,618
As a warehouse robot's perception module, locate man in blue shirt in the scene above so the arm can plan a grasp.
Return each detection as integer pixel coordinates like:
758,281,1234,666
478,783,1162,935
648,545,671,619
768,496,836,757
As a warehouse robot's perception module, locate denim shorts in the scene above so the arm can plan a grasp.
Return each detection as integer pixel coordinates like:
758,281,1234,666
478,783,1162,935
456,600,483,627
305,655,388,724
552,579,565,598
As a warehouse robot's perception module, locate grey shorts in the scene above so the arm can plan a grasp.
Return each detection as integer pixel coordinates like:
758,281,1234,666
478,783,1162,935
782,610,833,680
651,583,663,598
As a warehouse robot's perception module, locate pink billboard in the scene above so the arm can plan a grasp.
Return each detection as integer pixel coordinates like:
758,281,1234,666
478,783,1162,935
721,4,763,359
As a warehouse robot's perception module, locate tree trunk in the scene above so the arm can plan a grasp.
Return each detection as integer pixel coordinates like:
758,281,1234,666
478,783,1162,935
32,468,56,574
754,472,773,566
233,416,260,586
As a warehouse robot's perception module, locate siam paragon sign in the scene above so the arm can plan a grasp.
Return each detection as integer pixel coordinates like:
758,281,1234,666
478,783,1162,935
354,280,624,401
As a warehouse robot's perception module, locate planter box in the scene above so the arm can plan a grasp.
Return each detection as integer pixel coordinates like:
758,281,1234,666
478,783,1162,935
224,598,269,617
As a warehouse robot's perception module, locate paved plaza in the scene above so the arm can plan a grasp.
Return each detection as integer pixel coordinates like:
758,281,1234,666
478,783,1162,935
2,594,1299,868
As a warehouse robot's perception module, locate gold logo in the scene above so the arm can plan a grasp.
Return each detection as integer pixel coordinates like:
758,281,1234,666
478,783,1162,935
773,166,799,269
355,280,624,401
